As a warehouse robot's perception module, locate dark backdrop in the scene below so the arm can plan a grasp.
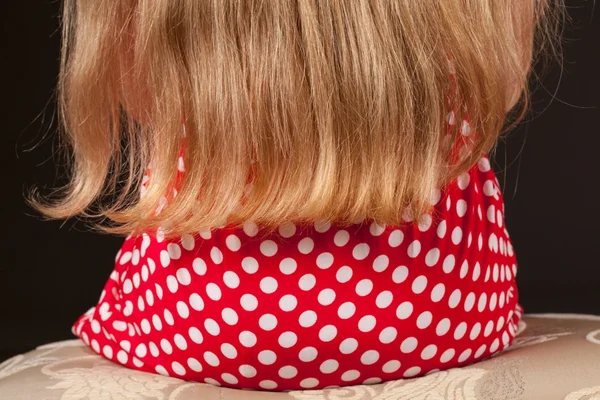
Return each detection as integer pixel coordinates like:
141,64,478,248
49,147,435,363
2,1,599,363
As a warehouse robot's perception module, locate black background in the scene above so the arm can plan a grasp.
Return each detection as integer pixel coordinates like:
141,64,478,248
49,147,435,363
1,1,599,363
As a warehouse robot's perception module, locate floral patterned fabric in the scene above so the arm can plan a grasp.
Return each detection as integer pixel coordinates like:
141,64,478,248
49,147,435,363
1,314,599,399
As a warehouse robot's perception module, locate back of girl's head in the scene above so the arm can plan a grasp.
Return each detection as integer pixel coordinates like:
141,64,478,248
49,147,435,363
33,0,560,236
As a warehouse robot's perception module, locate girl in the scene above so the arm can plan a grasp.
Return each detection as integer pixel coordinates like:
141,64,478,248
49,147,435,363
34,0,559,391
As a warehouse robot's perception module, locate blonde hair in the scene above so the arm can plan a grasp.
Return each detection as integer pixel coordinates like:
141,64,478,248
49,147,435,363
33,0,559,237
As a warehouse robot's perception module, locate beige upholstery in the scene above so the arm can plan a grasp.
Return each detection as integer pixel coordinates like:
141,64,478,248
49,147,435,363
1,314,599,400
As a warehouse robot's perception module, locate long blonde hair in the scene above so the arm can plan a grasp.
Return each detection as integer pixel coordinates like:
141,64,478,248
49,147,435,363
32,0,560,237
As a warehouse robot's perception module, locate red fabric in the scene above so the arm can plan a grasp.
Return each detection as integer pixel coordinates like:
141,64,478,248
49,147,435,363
72,152,522,391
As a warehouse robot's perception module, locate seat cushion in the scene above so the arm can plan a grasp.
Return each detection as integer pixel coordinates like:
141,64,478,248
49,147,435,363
1,314,599,400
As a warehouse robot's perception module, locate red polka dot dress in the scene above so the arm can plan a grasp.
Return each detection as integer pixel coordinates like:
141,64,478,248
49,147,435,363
72,153,522,391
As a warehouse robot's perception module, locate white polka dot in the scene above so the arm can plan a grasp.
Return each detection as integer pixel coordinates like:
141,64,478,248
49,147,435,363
489,293,498,311
370,222,386,236
456,199,467,217
258,314,278,331
497,315,506,332
316,252,334,269
299,274,316,291
174,334,188,351
353,243,370,260
379,327,398,344
448,289,462,309
155,365,169,376
430,283,445,303
471,262,482,282
135,344,147,358
241,257,259,274
412,275,428,294
206,283,222,301
477,293,488,312
239,364,257,378
164,309,174,325
204,378,220,386
336,266,353,283
314,220,331,233
360,350,380,365
221,308,239,325
166,276,178,294
176,301,190,319
204,351,220,367
407,240,421,258
225,235,241,252
334,230,350,246
451,226,463,245
141,319,151,334
421,344,437,360
483,180,495,196
160,339,173,354
457,172,470,189
341,370,361,382
220,373,238,384
339,338,359,354
299,347,318,362
470,322,482,340
487,205,496,224
355,279,373,297
117,350,128,364
464,292,476,312
458,348,472,363
460,260,469,279
189,327,203,344
240,294,258,311
102,345,114,359
192,258,207,275
425,248,440,266
278,331,298,348
299,310,318,327
388,230,404,247
175,269,191,286
437,221,447,239
298,237,315,254
279,258,297,275
208,247,223,265
440,348,455,363
181,234,195,251
186,357,202,372
475,344,487,359
454,322,468,340
120,251,132,265
418,214,433,232
239,331,257,347
372,255,389,272
320,359,339,374
401,337,418,354
220,343,237,359
279,294,298,312
396,301,414,320
375,290,393,308
489,234,499,253
382,360,401,373
260,240,278,257
204,318,220,336
392,266,409,284
123,279,133,294
319,325,338,342
358,315,377,332
436,318,451,336
318,288,336,306
442,254,455,273
499,292,505,308
260,277,278,294
223,271,240,289
490,338,500,353
416,311,433,329
279,222,296,238
430,186,442,204
258,350,277,365
243,222,259,237
300,378,319,388
259,380,277,390
275,365,298,380
338,302,356,319
167,243,182,260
